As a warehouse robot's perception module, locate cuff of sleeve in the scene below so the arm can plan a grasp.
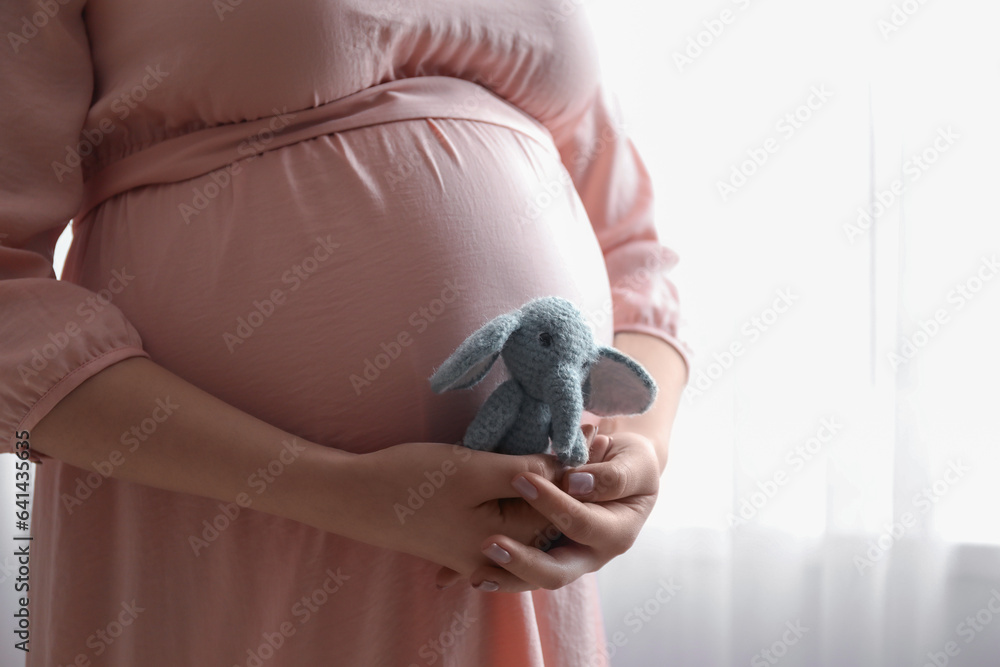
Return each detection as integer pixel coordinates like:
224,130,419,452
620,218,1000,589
613,324,692,381
8,346,150,462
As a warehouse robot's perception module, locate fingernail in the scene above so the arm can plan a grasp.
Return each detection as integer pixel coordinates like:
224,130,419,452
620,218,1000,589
582,424,596,445
475,580,499,592
436,580,456,590
568,472,595,496
513,476,538,500
484,543,511,564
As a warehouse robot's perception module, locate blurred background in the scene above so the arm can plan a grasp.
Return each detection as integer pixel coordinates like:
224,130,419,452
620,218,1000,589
3,1,998,665
582,0,1000,665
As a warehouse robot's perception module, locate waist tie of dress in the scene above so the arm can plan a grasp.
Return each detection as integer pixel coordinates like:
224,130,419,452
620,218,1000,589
75,75,558,221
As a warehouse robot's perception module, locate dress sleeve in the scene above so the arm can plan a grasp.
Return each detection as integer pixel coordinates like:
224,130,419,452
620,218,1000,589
550,82,691,374
0,1,149,459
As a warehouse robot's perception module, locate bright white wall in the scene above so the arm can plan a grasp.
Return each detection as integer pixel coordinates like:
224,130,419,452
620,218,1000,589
585,0,1000,665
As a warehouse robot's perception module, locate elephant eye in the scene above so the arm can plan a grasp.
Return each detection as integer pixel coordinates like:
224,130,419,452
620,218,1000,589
538,332,553,347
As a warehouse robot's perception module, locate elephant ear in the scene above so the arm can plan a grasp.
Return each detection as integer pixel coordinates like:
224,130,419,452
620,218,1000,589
582,347,658,416
429,311,522,392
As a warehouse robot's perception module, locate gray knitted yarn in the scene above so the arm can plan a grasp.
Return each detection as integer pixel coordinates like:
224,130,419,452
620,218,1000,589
429,296,657,467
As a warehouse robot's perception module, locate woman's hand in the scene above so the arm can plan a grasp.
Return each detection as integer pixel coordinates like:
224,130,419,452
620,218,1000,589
454,429,662,593
303,441,566,591
432,334,684,592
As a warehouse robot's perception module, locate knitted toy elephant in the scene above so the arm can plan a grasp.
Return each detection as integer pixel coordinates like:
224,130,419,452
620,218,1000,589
428,296,658,467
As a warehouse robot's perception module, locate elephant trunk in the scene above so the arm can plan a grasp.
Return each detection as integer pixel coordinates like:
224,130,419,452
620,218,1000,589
544,370,586,463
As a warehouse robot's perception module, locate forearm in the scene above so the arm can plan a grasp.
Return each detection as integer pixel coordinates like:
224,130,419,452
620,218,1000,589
597,332,687,475
29,356,356,532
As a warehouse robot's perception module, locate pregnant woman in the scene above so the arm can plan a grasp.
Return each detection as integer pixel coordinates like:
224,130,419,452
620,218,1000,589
1,1,689,665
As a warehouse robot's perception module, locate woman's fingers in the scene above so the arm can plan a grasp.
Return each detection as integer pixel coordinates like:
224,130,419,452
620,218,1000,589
487,497,563,551
432,499,561,591
461,450,566,502
427,427,648,594
432,430,661,594
509,470,619,547
585,430,613,466
448,425,600,503
435,566,463,589
562,433,660,503
470,563,541,594
429,430,663,594
471,536,597,591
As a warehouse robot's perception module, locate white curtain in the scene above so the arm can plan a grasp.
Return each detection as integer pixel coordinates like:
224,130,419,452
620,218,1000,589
3,2,998,666
588,0,1000,665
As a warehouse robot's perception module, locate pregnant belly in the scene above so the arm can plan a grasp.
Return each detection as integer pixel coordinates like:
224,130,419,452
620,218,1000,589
73,117,614,452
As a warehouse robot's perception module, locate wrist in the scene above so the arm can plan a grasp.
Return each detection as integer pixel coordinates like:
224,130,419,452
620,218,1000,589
259,439,363,535
596,417,672,474
607,332,685,475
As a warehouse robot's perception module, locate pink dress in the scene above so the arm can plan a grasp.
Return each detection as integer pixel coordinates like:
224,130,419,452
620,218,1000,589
0,1,687,665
